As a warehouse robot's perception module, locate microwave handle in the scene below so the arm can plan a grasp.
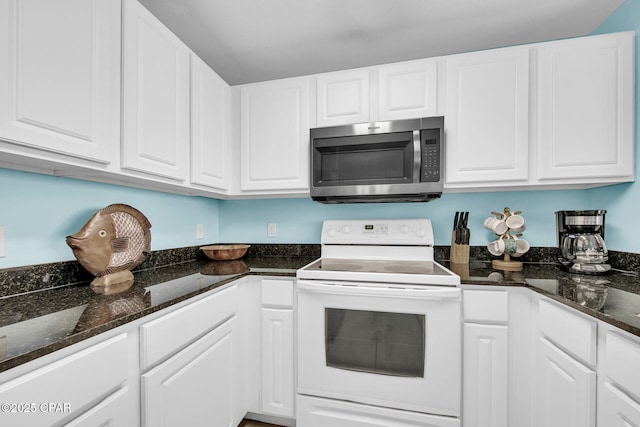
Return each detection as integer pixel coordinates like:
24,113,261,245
412,130,421,183
297,280,460,301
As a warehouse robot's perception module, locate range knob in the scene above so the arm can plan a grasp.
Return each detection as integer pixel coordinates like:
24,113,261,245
417,228,426,238
341,225,351,234
400,225,410,234
327,228,337,237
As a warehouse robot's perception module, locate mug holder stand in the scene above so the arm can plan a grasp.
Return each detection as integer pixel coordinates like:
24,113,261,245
492,253,522,271
489,207,525,272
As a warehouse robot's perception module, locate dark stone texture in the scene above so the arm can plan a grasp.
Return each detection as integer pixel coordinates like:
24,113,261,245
1,243,640,374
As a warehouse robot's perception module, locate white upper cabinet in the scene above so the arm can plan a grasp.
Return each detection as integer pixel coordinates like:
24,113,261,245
190,54,230,191
240,77,310,192
377,59,439,121
536,32,634,183
0,0,120,163
444,46,530,186
315,59,439,127
316,69,370,127
122,0,190,181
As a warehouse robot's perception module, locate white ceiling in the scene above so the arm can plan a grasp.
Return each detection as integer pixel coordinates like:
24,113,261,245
138,0,624,86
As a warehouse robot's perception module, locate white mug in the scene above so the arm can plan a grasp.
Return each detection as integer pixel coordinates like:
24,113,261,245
511,238,530,257
484,217,508,235
506,214,526,233
487,238,505,256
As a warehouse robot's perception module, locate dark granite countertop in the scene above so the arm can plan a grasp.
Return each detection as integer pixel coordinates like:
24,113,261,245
0,255,316,373
452,261,640,337
2,247,640,375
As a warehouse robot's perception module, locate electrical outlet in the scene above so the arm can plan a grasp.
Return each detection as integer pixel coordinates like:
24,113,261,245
267,223,277,238
196,224,204,239
0,226,5,257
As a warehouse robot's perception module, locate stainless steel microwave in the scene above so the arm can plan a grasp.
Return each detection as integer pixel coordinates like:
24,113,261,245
310,116,444,203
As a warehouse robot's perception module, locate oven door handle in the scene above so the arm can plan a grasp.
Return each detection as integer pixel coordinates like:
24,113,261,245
297,281,460,300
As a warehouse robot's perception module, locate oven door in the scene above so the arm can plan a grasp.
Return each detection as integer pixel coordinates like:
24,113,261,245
297,280,461,417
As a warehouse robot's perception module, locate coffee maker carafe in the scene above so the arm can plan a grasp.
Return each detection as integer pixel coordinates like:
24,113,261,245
556,210,610,274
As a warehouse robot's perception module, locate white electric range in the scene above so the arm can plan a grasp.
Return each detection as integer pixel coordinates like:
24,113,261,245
296,219,462,427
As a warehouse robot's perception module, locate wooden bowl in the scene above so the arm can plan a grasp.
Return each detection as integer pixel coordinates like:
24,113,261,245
200,244,250,261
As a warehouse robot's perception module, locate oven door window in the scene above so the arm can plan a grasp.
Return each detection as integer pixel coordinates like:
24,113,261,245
325,308,425,377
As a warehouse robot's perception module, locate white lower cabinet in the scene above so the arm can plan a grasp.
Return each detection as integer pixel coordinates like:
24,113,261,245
297,395,460,427
599,381,640,426
261,308,294,418
535,337,596,427
534,297,597,427
142,317,238,427
462,289,510,427
260,279,295,419
463,324,508,427
0,334,131,427
598,330,640,426
139,284,243,427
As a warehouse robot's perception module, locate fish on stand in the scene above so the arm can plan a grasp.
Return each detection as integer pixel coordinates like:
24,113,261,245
66,204,151,293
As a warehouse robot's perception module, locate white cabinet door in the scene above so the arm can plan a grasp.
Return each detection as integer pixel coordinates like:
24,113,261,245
599,330,640,427
599,382,640,427
142,317,237,427
190,54,230,191
0,0,119,163
122,0,190,181
463,323,508,427
534,337,596,427
444,47,529,185
378,59,438,121
261,308,295,417
536,32,634,182
240,78,310,191
316,69,370,126
260,278,295,418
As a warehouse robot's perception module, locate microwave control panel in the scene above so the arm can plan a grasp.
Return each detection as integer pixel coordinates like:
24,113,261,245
421,128,440,182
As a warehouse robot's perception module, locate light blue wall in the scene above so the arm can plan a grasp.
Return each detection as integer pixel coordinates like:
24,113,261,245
588,0,640,252
0,168,220,268
219,191,587,248
1,0,639,269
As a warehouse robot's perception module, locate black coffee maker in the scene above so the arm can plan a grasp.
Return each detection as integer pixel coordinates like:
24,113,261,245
556,210,610,274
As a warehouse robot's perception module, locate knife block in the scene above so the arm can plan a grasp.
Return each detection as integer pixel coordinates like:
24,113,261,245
450,230,469,264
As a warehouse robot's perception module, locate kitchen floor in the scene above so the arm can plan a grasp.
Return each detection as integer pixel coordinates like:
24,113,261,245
239,420,283,427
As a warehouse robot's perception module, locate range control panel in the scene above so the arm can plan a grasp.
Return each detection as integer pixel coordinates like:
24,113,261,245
321,219,434,246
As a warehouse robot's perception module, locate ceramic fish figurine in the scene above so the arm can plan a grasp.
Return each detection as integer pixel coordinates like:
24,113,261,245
66,204,151,290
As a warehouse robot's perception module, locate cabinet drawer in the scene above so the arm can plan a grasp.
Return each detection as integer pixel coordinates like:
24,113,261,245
65,386,130,427
538,299,596,366
463,290,509,323
604,332,640,399
0,334,128,427
262,279,294,308
140,285,238,370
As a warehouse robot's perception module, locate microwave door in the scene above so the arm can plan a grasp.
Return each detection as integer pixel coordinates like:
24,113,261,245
312,132,415,187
